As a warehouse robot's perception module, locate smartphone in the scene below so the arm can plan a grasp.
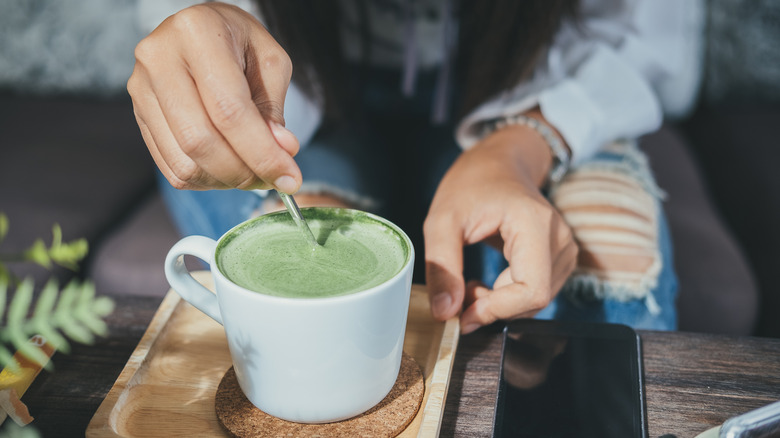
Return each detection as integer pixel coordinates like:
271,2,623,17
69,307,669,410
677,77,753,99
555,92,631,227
492,319,647,438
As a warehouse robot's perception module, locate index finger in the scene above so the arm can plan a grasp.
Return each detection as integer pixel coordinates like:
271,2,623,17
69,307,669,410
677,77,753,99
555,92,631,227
182,12,301,193
424,215,466,321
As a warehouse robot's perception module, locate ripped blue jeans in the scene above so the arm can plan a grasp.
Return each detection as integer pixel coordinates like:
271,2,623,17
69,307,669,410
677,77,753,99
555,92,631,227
479,199,678,331
535,212,677,331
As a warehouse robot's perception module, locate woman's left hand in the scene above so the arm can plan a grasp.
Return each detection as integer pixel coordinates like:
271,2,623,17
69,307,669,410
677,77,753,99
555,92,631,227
424,122,578,334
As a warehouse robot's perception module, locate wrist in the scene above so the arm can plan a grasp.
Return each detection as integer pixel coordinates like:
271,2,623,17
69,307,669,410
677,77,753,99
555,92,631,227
478,125,554,188
481,109,571,187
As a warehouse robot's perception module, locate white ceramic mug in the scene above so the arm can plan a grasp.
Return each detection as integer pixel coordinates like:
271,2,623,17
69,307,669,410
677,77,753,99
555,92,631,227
164,209,414,423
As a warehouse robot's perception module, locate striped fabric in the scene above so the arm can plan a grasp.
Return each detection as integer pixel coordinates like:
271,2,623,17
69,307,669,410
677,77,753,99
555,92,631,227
550,140,664,304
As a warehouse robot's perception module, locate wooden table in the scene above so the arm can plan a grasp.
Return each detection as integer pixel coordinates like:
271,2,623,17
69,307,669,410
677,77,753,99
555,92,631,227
441,324,780,438
18,294,780,438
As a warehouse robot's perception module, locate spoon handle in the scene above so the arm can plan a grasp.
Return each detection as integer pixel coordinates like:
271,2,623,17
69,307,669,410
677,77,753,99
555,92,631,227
278,192,319,248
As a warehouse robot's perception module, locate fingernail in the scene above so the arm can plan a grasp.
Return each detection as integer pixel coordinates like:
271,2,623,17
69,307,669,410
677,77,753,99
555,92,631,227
269,121,294,141
273,175,298,194
431,293,452,319
462,323,480,335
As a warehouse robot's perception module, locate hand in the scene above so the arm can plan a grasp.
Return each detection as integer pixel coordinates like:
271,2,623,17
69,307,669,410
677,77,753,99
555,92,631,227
424,123,578,334
127,3,301,193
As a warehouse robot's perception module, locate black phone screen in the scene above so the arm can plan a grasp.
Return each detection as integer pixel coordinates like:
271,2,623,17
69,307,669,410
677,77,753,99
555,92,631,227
493,319,646,438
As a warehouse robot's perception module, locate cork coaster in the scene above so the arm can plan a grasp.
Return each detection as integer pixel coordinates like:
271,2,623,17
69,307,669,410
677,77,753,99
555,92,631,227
215,353,424,438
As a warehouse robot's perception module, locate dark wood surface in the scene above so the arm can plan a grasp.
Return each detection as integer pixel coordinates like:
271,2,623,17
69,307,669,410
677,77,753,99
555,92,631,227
442,324,780,438
19,294,780,437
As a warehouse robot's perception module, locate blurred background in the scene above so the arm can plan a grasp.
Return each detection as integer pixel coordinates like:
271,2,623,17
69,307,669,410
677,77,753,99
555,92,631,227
1,0,779,337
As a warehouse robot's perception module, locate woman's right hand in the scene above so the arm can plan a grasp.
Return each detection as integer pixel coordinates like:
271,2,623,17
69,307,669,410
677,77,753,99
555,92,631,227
127,3,302,193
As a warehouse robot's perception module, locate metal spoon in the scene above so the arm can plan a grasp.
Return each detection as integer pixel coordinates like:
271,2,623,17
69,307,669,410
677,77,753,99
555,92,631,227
277,191,319,248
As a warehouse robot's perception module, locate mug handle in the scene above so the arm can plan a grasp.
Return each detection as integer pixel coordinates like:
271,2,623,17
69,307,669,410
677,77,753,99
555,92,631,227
164,235,223,325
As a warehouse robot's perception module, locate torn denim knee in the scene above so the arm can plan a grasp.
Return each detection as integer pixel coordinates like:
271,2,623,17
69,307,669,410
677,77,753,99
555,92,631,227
550,139,666,311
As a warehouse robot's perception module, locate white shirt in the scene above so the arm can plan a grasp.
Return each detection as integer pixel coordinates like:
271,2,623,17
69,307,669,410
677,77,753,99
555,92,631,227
138,0,704,165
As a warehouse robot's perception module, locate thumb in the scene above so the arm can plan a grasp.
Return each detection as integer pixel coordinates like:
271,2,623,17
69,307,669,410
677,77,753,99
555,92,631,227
268,121,300,157
244,20,294,126
243,27,302,188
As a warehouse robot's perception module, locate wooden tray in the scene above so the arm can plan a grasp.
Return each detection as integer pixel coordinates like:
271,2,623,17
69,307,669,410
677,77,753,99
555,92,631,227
86,271,460,437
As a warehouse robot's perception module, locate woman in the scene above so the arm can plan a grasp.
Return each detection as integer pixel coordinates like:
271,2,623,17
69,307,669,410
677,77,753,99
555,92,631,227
129,0,702,333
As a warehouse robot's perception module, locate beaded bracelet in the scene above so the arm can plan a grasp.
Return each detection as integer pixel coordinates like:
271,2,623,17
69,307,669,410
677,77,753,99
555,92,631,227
483,114,571,184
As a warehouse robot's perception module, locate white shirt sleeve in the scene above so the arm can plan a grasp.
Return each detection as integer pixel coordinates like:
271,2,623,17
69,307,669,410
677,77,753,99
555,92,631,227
135,0,323,147
455,0,705,165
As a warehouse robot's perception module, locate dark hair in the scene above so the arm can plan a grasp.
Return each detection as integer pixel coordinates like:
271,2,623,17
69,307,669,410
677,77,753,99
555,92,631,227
257,0,579,121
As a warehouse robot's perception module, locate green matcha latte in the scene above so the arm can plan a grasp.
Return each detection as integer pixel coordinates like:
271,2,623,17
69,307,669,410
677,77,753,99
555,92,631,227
216,208,410,298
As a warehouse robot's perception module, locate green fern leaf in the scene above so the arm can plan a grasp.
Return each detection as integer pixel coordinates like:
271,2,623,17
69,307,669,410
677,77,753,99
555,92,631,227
47,225,88,270
50,224,62,247
0,267,10,290
7,280,51,369
0,213,8,243
0,277,7,324
27,279,70,354
3,279,30,367
72,282,110,337
0,214,115,371
4,279,51,370
22,240,51,269
92,296,115,317
6,277,33,330
52,281,93,345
